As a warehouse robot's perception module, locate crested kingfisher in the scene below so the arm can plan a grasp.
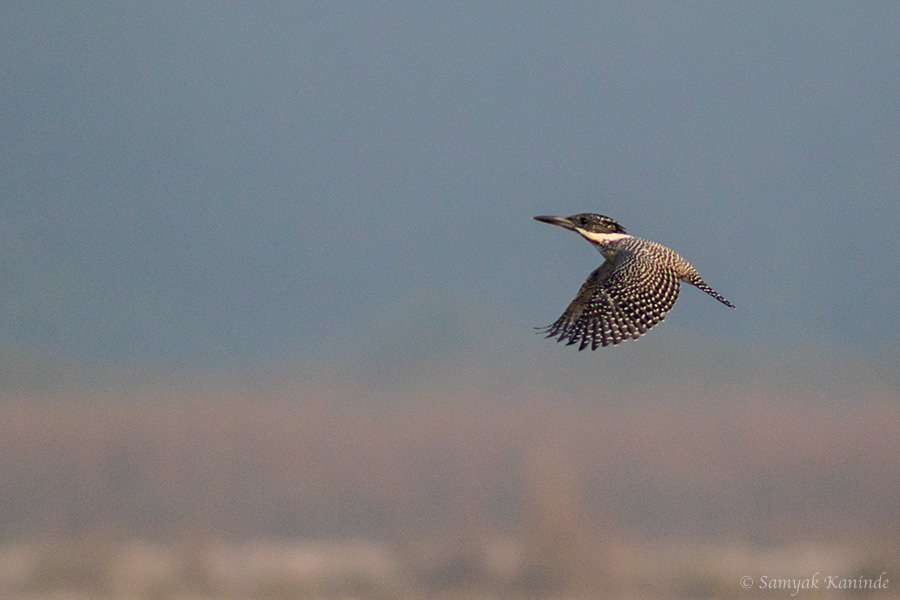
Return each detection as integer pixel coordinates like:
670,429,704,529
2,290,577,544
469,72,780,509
534,213,734,349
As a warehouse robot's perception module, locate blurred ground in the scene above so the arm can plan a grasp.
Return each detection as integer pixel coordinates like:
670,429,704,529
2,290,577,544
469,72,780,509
1,372,897,599
1,537,895,600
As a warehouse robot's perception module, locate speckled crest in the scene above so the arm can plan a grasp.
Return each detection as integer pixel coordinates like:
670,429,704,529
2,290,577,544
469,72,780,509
566,213,627,234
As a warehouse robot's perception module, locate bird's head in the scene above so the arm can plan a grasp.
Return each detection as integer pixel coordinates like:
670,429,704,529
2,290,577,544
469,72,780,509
533,213,629,244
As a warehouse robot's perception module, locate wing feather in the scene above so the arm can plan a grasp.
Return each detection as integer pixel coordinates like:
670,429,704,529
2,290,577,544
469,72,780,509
538,248,681,349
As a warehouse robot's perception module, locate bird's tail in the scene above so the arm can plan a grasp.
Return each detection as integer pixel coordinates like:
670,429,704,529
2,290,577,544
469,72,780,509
689,275,735,308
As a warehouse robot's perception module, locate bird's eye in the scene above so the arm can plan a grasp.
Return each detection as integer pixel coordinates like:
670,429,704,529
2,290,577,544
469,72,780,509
579,217,587,225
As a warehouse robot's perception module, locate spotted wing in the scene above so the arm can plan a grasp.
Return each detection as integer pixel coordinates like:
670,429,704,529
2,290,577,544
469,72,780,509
538,251,681,349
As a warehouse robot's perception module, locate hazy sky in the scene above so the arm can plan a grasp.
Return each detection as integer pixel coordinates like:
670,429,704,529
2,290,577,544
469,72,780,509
3,2,899,376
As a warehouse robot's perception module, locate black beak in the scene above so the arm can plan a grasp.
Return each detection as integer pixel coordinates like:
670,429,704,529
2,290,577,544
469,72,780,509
533,215,576,230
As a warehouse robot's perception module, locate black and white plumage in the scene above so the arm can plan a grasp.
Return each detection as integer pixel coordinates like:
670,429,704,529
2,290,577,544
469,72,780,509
534,213,734,349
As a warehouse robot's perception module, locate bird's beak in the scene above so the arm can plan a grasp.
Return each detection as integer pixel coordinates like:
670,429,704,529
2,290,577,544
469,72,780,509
533,215,576,231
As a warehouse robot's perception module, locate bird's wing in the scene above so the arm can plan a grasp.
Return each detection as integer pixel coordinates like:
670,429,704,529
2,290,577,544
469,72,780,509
538,250,681,349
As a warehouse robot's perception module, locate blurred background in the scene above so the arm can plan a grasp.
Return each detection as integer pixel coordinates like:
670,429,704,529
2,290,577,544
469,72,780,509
2,2,899,599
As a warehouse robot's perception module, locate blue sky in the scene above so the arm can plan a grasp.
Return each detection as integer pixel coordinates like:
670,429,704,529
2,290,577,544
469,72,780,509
2,2,899,381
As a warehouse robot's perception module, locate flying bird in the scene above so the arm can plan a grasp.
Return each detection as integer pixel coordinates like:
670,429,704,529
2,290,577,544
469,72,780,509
534,213,734,349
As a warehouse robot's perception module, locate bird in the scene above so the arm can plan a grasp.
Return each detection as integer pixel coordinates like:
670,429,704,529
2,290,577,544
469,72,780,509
534,213,734,349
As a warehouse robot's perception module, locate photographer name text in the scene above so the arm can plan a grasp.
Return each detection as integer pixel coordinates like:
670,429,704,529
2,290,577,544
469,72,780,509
740,572,889,596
